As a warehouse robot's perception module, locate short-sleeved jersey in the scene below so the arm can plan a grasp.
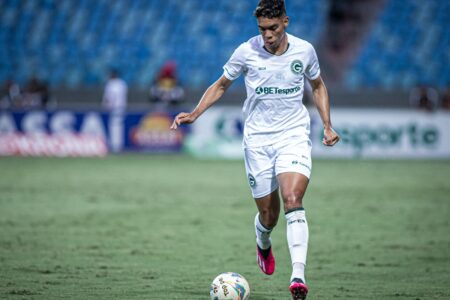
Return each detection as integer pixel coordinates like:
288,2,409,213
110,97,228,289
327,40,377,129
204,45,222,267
223,33,320,147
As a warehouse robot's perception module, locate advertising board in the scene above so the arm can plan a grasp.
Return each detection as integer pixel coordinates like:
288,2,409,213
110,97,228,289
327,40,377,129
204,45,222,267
185,107,450,159
0,110,186,156
0,110,108,157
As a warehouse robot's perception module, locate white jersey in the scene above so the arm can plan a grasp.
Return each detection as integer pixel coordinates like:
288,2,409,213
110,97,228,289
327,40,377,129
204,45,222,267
223,33,320,147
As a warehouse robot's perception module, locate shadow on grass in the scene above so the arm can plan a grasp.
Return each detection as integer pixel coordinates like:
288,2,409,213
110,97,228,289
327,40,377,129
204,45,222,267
248,292,277,300
173,288,276,300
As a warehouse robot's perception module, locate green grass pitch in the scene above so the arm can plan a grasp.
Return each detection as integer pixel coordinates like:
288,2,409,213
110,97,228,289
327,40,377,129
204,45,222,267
0,155,449,299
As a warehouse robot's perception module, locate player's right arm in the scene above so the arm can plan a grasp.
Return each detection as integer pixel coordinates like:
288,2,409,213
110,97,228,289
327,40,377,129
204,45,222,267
170,75,233,129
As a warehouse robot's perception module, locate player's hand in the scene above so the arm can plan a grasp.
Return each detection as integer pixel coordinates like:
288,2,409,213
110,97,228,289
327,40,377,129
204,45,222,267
170,112,197,130
323,127,340,146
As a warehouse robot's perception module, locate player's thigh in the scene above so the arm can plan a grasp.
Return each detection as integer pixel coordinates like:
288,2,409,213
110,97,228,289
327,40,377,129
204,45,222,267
243,146,278,199
275,138,312,207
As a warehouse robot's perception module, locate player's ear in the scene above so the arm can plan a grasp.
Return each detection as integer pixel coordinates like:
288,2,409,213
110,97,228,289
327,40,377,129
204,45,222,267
283,15,289,28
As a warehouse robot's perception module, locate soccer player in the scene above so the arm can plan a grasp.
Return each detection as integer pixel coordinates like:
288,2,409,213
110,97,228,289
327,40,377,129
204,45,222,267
171,1,339,299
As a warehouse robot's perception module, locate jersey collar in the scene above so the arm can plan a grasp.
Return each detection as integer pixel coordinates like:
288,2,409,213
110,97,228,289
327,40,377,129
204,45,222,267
262,33,290,56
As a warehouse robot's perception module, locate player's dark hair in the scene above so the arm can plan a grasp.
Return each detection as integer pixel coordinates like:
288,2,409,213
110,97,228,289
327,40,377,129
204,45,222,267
254,0,286,19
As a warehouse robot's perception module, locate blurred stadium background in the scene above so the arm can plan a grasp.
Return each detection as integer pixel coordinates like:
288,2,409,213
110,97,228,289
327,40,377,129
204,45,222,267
1,0,449,103
1,0,449,158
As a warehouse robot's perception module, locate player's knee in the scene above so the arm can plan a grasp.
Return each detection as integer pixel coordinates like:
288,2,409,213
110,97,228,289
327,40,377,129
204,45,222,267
282,190,305,211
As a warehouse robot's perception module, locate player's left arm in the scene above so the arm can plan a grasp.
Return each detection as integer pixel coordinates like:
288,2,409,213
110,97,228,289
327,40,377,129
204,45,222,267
309,76,340,146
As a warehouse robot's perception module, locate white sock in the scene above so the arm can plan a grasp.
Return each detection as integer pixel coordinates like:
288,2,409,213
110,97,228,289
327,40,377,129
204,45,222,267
285,209,309,283
254,213,272,250
292,262,306,283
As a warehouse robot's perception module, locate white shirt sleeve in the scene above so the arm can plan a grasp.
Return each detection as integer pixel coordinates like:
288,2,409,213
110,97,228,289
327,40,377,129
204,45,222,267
305,44,321,80
223,43,247,81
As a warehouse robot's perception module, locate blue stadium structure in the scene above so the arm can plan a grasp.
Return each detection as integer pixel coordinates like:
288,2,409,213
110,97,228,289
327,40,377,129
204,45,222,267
0,0,448,90
346,0,450,90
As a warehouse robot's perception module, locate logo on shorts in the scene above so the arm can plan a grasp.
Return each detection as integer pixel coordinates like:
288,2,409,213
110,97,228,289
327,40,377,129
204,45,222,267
292,160,311,171
248,174,256,187
290,60,304,75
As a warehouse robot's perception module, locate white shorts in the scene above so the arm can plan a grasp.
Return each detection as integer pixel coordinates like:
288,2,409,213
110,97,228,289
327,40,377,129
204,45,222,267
244,137,312,199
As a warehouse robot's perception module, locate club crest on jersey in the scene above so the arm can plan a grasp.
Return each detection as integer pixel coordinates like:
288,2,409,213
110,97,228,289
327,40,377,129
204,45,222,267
290,60,304,75
248,174,256,187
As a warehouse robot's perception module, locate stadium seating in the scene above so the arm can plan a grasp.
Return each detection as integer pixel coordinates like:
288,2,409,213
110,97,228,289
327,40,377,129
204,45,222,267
0,0,448,90
346,0,450,90
0,0,326,90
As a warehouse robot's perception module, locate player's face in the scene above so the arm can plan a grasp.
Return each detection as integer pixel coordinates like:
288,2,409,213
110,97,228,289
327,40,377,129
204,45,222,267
257,16,289,53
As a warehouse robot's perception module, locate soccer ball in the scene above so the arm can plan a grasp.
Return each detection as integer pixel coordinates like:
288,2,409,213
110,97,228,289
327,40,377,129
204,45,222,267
209,272,250,300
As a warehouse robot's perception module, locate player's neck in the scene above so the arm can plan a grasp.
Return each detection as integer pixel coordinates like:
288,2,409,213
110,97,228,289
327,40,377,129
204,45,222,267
264,33,289,56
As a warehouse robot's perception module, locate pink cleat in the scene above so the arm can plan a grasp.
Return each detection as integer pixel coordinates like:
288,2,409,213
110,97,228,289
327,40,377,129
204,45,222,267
256,245,275,275
289,278,308,300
